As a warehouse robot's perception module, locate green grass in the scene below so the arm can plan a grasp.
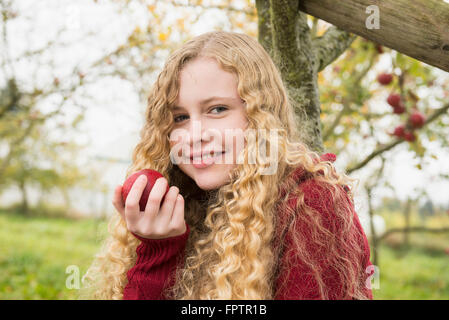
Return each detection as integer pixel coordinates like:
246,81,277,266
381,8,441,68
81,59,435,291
0,210,448,299
372,244,449,299
371,209,449,299
0,211,108,299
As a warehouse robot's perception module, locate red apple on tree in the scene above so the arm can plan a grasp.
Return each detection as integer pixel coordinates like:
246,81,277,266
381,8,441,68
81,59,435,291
393,103,406,114
393,124,405,138
377,73,393,85
403,131,416,142
409,110,426,129
121,169,171,212
387,93,402,108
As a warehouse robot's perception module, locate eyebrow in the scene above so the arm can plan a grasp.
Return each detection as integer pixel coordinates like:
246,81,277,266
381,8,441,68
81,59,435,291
171,96,241,111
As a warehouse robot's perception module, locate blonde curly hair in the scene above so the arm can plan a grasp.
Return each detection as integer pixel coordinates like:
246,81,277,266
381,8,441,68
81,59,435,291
80,31,370,300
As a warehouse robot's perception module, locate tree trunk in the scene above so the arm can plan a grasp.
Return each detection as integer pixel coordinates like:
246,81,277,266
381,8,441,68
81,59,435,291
256,0,356,152
298,0,449,72
18,180,29,215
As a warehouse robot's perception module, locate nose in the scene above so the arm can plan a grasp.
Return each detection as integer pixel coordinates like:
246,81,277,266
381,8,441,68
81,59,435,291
187,117,210,152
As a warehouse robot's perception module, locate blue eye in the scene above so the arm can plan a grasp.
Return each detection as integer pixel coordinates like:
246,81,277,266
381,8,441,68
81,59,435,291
173,106,228,123
174,115,188,123
210,105,228,114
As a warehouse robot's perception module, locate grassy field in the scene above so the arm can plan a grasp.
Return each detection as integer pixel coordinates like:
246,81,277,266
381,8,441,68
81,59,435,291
0,212,107,299
0,210,448,299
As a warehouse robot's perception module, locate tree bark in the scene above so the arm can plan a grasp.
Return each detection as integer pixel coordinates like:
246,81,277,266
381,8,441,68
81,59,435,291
298,0,449,72
256,0,356,152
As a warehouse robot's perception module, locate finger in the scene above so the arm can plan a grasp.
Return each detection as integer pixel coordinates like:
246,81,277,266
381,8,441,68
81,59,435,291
169,194,185,232
112,185,125,221
144,177,168,220
157,186,179,225
125,174,147,221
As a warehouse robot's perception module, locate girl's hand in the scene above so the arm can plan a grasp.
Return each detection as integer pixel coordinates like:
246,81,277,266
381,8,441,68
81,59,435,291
112,175,186,240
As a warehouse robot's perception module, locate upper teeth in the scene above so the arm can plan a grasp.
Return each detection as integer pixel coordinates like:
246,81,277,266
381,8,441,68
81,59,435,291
192,151,223,160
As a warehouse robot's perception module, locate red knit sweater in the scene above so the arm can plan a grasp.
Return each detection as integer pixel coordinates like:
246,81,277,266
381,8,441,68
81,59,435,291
123,158,374,300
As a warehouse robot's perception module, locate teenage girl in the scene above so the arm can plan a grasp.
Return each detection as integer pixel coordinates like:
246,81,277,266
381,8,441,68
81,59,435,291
81,31,374,300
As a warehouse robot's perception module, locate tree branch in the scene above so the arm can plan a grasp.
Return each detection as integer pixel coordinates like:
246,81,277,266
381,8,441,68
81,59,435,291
312,26,357,72
298,0,449,72
347,102,449,174
0,120,36,178
378,226,449,242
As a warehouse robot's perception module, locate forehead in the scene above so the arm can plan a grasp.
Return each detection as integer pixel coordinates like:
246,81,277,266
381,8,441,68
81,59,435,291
172,58,241,109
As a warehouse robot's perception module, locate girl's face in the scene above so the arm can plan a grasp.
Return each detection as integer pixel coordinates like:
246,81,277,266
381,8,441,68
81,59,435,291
169,57,248,191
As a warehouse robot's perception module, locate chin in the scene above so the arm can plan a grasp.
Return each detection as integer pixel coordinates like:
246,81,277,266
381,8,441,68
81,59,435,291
194,174,227,191
183,164,232,191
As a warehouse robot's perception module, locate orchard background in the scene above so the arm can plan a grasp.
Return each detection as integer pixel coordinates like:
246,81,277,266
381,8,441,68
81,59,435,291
0,0,448,299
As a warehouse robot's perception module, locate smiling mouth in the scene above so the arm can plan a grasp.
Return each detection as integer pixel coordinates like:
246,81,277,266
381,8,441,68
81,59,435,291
190,151,225,162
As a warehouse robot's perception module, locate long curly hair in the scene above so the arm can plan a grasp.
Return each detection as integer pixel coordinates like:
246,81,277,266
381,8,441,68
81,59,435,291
80,31,371,300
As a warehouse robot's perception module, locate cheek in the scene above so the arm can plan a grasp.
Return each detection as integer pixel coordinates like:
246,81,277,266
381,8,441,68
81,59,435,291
169,131,187,150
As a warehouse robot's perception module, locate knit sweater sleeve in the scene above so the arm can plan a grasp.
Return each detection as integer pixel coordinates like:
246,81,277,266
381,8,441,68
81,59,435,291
274,179,374,300
123,223,190,300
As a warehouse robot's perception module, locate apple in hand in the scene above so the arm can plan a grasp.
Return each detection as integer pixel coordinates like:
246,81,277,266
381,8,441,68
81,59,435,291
121,169,170,212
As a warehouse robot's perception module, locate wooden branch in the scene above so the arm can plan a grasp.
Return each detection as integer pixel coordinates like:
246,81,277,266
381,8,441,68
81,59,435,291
347,102,449,174
312,26,357,72
378,226,449,242
298,0,449,72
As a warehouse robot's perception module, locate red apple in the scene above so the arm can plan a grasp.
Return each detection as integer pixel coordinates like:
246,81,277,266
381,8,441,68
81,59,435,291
121,169,170,212
387,93,402,108
393,125,405,138
403,131,416,142
393,103,406,114
377,73,393,85
409,111,426,129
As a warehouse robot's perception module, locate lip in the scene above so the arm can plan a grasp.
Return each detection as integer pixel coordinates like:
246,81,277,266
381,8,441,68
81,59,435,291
191,151,226,169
